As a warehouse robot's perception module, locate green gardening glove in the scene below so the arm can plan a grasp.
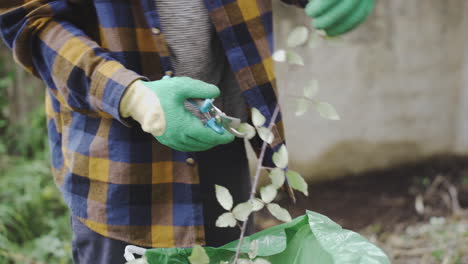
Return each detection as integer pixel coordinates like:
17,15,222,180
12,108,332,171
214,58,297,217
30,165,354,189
305,0,375,37
120,76,234,152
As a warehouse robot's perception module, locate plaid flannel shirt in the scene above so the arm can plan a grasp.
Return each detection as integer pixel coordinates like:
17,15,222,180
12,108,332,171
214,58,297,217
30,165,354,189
0,0,308,248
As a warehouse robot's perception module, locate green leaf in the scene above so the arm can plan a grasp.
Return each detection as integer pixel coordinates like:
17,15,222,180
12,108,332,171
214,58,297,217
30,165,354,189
286,51,304,66
215,185,233,211
256,127,274,144
237,259,252,264
304,80,319,99
253,259,271,264
295,98,309,117
316,101,340,120
232,202,253,221
249,198,264,212
188,245,210,264
267,203,292,223
251,108,266,128
269,168,285,189
215,212,237,228
237,123,256,140
287,26,309,48
272,49,286,62
272,145,288,169
260,185,277,204
286,170,309,196
248,240,258,259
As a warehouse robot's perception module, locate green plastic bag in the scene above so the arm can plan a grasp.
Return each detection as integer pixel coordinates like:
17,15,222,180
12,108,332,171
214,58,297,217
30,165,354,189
129,210,390,264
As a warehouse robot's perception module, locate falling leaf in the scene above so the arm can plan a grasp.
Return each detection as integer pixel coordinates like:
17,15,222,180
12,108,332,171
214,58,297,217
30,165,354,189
215,185,233,211
188,245,209,264
304,80,319,99
248,240,258,259
237,123,256,140
286,51,304,66
253,259,271,264
286,170,309,196
251,108,266,128
267,203,292,222
272,145,288,169
287,26,309,47
316,101,340,120
272,49,286,62
295,98,309,116
269,168,285,188
257,127,274,144
232,202,253,221
215,212,237,228
260,185,277,204
249,198,265,212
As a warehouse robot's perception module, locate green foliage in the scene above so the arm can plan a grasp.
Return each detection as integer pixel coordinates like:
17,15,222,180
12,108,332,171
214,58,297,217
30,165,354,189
256,127,273,144
272,145,288,169
266,204,292,223
0,55,47,159
251,108,265,128
286,170,309,196
232,202,253,222
5,104,48,159
215,185,234,211
188,245,209,264
0,156,71,264
0,57,15,155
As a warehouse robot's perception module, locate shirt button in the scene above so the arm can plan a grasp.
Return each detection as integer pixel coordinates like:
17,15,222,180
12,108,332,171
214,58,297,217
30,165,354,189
186,158,195,166
151,27,161,35
165,70,173,77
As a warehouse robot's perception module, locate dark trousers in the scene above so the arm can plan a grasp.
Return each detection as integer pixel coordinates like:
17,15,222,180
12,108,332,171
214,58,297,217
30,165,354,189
71,139,253,264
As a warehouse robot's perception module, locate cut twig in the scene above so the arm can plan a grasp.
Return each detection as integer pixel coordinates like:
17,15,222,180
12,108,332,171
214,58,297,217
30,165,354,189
233,105,280,263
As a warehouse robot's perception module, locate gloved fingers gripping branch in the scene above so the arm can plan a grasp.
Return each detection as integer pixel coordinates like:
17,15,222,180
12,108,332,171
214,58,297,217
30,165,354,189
306,0,375,37
120,76,234,152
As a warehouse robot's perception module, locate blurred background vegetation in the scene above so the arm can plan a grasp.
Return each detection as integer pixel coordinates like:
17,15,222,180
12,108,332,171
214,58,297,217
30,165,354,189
0,45,71,264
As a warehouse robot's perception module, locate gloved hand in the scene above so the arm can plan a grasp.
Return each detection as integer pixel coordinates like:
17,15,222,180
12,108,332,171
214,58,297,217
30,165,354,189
120,76,235,152
305,0,374,37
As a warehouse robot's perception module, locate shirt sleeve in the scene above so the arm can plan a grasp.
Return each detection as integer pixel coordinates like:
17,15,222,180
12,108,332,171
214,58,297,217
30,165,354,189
0,0,146,124
280,0,309,8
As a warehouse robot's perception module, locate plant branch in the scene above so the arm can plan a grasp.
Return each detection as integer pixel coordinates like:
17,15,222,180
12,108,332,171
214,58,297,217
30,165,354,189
233,104,281,263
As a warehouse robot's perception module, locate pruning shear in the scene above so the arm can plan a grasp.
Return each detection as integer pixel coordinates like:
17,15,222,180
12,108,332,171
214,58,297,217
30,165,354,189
184,98,247,138
185,98,297,203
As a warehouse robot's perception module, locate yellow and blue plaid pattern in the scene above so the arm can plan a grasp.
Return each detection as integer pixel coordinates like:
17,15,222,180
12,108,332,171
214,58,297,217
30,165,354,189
0,0,306,247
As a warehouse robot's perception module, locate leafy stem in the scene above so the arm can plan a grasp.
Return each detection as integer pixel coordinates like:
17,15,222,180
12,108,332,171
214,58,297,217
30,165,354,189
233,104,281,264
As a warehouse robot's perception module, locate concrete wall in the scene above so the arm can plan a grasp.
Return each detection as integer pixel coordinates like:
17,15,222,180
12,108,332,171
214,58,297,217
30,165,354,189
271,0,467,181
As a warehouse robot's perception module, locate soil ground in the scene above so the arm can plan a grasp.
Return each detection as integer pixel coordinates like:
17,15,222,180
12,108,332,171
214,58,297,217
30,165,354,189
256,155,468,264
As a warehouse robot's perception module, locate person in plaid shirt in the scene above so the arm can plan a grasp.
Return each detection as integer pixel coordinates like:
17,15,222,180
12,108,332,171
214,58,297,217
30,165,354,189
0,0,374,263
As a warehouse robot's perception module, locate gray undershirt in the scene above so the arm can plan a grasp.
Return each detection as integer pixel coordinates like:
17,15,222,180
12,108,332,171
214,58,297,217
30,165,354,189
155,0,248,121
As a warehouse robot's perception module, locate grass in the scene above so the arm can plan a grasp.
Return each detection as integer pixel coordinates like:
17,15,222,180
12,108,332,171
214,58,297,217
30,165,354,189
0,154,71,264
